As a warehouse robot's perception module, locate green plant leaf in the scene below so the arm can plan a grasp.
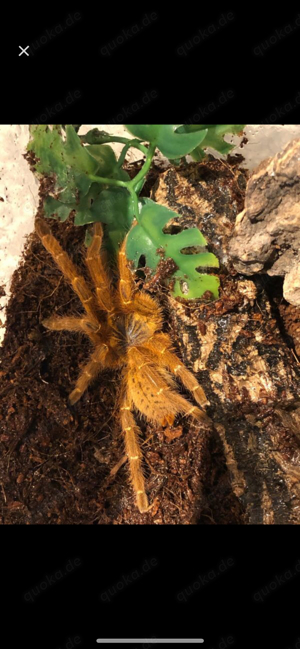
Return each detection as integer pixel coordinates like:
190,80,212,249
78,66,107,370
125,124,209,159
181,124,246,160
44,197,74,222
28,126,123,228
82,186,135,252
28,125,97,195
91,187,133,225
80,129,111,145
28,125,117,188
28,125,66,183
73,183,104,226
84,144,118,176
126,198,220,299
112,167,130,182
62,124,82,133
125,125,161,142
63,125,100,175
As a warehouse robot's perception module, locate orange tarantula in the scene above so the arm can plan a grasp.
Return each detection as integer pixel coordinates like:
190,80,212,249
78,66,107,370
35,217,210,513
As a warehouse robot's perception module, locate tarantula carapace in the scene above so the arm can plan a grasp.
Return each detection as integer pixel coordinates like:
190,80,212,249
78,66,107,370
35,217,210,513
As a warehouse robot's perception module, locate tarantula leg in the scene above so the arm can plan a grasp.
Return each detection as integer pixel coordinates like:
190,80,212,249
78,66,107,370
179,402,209,422
118,237,137,309
86,222,115,313
69,343,109,405
142,333,210,409
42,316,102,344
35,218,99,325
161,414,176,426
121,393,149,514
118,243,164,340
167,357,209,408
127,352,210,425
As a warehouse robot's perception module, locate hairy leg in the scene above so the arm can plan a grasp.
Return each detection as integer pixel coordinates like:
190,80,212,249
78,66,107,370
132,291,163,331
86,222,115,313
127,347,208,425
68,343,109,405
121,391,149,513
42,315,102,345
141,333,209,409
117,237,137,309
35,218,99,325
118,240,163,338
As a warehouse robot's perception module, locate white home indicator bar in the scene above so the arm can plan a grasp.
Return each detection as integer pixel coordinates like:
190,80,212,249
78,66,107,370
96,641,204,644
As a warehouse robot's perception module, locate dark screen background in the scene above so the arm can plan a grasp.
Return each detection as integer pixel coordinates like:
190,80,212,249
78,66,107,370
4,7,300,123
3,526,300,648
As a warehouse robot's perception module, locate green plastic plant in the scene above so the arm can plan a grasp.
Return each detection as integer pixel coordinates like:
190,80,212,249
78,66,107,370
126,199,219,299
177,124,246,160
28,123,245,300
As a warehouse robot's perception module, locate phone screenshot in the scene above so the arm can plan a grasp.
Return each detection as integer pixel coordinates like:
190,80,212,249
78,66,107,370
1,7,300,649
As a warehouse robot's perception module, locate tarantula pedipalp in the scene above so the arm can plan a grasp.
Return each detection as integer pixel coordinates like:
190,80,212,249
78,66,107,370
35,217,210,513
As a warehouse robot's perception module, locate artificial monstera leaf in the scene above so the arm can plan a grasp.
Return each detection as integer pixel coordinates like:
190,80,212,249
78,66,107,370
28,125,118,185
84,144,118,177
28,125,67,184
62,124,82,133
80,129,112,145
44,197,74,222
28,125,126,227
125,124,209,159
126,198,220,299
63,125,100,175
81,186,136,252
73,184,105,226
181,124,246,160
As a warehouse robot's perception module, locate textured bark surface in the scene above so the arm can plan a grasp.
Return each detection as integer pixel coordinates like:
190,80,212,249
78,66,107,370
278,302,300,358
228,138,300,306
152,159,300,524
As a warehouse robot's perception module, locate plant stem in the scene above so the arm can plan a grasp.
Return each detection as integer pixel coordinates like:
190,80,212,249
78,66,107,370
88,175,127,189
88,141,156,224
127,186,140,222
127,142,156,192
115,138,148,157
125,142,156,220
116,140,147,168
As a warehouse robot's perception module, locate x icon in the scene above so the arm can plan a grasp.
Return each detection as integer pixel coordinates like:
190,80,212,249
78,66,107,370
19,45,29,57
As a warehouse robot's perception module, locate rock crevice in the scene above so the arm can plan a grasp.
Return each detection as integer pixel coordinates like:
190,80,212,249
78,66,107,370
229,138,300,306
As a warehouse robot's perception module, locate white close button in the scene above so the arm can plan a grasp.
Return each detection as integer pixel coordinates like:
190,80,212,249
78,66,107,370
19,46,29,57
